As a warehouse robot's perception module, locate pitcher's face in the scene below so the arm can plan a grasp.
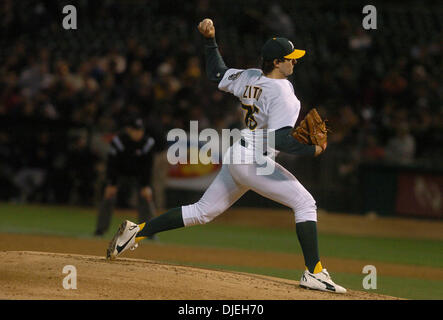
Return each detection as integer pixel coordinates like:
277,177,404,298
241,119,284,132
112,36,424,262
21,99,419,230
279,58,297,77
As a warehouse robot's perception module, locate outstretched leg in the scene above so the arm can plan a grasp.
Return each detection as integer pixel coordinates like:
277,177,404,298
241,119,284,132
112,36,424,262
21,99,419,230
109,165,248,256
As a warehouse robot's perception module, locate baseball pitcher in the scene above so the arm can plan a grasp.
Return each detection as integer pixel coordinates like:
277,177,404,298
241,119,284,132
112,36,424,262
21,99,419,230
106,18,346,294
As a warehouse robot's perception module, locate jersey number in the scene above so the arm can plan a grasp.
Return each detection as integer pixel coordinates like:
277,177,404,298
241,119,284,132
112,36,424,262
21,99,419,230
241,104,260,130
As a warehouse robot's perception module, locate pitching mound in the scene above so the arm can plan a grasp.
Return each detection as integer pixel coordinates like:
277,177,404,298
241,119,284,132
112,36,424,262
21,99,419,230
0,251,398,300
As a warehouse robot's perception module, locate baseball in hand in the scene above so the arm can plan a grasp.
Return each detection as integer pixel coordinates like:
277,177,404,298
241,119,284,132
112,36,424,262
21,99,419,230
198,18,215,38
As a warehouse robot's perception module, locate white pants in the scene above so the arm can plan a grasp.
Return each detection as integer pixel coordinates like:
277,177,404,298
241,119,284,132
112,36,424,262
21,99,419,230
182,159,317,226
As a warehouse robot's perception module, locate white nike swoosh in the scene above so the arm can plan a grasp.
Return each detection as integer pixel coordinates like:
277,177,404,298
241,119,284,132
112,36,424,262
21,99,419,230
116,233,136,253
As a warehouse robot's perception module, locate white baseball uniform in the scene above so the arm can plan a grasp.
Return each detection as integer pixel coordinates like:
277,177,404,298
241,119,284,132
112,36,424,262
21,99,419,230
182,68,317,225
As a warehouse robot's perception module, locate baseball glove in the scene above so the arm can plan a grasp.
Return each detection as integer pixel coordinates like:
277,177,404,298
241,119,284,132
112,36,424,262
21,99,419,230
291,108,329,151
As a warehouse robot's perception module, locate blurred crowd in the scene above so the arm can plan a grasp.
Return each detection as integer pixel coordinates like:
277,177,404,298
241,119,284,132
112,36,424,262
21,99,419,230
0,0,441,204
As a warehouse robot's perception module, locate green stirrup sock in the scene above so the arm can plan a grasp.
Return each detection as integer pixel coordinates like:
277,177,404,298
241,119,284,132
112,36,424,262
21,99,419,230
296,221,321,273
135,207,184,240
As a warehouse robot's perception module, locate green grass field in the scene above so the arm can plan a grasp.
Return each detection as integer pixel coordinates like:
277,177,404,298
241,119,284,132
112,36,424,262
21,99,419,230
1,203,442,300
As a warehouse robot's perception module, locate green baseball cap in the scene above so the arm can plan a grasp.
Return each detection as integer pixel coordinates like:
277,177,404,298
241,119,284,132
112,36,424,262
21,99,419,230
261,37,306,60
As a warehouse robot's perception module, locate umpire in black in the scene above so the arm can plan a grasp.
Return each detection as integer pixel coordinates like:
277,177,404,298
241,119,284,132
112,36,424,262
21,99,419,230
94,116,163,237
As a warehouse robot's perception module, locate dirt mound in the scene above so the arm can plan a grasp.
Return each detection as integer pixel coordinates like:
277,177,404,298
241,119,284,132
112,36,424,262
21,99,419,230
0,251,399,300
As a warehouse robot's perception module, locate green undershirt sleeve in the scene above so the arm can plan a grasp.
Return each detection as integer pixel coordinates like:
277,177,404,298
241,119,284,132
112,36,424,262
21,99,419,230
204,37,228,83
274,126,316,157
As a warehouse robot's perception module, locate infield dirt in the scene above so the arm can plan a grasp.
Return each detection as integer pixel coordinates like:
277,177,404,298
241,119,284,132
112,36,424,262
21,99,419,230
0,250,399,300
